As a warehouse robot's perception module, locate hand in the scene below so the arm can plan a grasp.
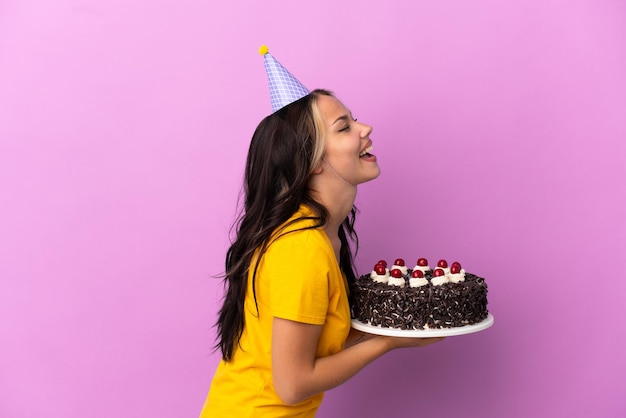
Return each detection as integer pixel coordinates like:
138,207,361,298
382,336,445,350
349,330,445,351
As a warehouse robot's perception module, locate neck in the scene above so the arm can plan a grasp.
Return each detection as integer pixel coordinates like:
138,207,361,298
319,198,352,264
314,194,354,237
311,189,356,241
309,158,358,239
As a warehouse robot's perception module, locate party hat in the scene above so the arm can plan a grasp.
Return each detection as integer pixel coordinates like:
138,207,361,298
259,45,310,113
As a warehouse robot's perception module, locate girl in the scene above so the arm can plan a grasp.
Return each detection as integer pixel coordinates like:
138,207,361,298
200,89,443,417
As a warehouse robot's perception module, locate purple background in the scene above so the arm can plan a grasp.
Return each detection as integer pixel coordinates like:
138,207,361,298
1,1,625,417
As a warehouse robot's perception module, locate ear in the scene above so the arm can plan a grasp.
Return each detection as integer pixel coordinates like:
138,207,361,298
311,156,328,175
311,164,323,175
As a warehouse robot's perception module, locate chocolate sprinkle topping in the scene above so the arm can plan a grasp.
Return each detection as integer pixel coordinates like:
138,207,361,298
350,270,489,329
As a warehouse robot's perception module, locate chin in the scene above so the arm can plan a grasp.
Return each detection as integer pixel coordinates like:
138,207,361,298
361,169,381,184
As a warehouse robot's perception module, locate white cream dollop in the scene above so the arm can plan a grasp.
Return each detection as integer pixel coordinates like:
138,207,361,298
431,274,449,286
409,277,429,288
412,265,431,274
391,264,408,275
370,269,389,284
387,276,406,287
448,268,466,283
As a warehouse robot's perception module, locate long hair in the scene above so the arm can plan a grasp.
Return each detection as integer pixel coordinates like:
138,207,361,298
215,89,359,361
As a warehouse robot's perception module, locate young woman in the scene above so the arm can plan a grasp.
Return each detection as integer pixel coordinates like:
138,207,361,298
200,89,443,417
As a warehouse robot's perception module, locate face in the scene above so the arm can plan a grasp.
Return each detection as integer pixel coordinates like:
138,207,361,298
316,94,380,186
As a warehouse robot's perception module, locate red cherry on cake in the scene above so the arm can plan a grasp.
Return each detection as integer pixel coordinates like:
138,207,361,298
390,268,403,278
377,259,387,267
433,268,445,277
450,264,462,274
416,258,428,267
374,264,387,275
411,270,424,278
437,259,448,268
394,258,405,266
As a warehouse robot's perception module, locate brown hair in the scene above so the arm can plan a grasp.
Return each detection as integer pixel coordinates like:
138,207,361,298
214,89,359,361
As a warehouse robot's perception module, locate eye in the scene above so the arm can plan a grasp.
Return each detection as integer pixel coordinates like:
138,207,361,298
337,116,357,132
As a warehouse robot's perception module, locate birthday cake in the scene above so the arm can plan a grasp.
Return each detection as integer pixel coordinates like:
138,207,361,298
350,258,489,330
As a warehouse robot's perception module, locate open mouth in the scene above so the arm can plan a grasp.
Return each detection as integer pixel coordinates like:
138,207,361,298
359,145,374,158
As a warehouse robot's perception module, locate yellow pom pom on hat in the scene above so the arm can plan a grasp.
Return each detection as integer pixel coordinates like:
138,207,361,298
259,45,310,113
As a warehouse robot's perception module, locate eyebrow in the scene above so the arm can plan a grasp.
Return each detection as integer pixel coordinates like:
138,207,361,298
331,114,353,126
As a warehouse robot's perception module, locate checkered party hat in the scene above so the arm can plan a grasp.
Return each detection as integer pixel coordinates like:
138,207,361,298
259,45,310,113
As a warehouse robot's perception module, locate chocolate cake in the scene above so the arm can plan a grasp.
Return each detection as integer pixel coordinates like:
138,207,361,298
350,258,489,330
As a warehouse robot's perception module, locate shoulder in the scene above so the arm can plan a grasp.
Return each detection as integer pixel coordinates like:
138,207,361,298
266,206,331,258
273,205,324,239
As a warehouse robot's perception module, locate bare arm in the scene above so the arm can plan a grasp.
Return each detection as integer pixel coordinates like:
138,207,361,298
343,327,371,348
272,317,444,405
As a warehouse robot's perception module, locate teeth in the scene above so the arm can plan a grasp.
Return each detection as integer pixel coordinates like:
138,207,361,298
359,145,373,157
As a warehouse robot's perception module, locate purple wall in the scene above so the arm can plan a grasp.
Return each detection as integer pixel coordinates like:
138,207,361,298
1,1,624,417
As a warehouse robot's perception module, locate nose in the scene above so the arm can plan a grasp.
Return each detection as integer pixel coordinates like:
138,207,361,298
360,122,373,138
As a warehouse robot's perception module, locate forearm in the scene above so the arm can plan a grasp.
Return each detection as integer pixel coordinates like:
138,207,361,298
278,335,392,404
272,317,444,405
343,327,375,348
